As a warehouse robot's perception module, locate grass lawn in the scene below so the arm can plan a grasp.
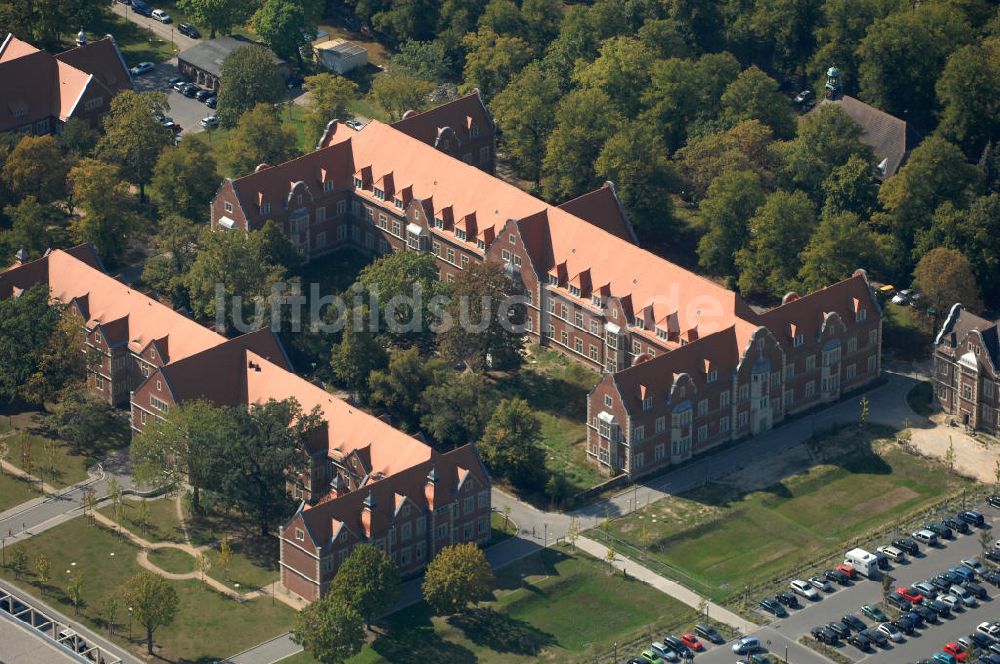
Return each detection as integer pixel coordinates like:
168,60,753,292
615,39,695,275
0,471,39,512
99,497,187,544
488,511,516,546
148,547,197,575
347,545,700,664
601,424,973,603
882,302,933,360
206,544,279,591
4,431,91,488
72,11,177,65
907,381,935,417
493,346,606,497
0,518,295,662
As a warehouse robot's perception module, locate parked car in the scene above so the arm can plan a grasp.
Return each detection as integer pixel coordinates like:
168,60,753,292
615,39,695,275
639,648,663,663
775,591,799,608
827,621,851,638
793,90,813,105
151,8,171,22
923,597,951,617
732,636,761,655
662,635,690,659
913,529,939,545
182,84,200,98
950,565,976,582
178,22,200,38
167,75,183,87
694,624,722,644
199,115,218,128
986,549,1000,564
809,575,832,592
345,118,365,130
842,613,866,631
886,592,911,610
878,545,907,562
912,603,938,623
679,633,702,651
977,621,1000,640
172,80,189,92
943,642,969,662
811,626,839,645
984,569,1000,587
836,563,856,579
825,568,850,585
205,96,217,109
861,627,888,647
862,605,889,622
969,630,995,648
931,575,953,592
903,610,924,628
195,89,213,102
878,622,904,643
959,510,986,527
650,642,678,662
130,61,154,76
988,495,1000,508
897,587,924,603
893,537,920,555
915,581,939,598
790,579,820,600
925,522,953,539
939,593,962,611
847,632,872,650
891,615,915,635
932,653,957,664
874,551,890,571
130,0,153,16
944,516,970,534
961,559,986,575
963,580,987,600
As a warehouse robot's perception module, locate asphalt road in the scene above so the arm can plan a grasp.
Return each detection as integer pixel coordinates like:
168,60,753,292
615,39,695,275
110,0,198,52
693,504,1000,664
130,59,214,137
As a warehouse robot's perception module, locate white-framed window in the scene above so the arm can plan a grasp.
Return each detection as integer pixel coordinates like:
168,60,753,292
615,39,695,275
353,176,362,188
720,390,730,408
794,333,804,347
739,384,749,401
632,425,645,442
707,370,717,383
847,337,857,353
720,416,730,432
295,528,304,541
846,363,856,380
642,396,653,411
697,425,708,442
373,187,385,200
655,416,665,433
805,381,815,397
394,197,403,209
697,399,708,417
96,375,104,390
869,329,878,346
260,202,270,214
336,200,347,216
224,201,233,213
856,308,867,322
655,443,665,460
806,355,816,371
867,355,877,372
604,394,613,407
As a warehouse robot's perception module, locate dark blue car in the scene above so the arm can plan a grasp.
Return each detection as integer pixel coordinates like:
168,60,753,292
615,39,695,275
131,0,153,16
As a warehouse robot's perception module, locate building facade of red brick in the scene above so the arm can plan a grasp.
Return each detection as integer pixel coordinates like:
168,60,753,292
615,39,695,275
933,304,1000,435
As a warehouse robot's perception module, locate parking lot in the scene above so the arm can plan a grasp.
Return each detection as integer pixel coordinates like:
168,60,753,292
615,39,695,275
685,503,1000,663
131,59,214,137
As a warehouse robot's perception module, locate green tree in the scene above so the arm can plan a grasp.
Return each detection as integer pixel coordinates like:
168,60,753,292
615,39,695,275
420,373,495,448
141,214,200,309
368,348,448,431
809,0,900,96
215,398,322,536
422,542,495,615
875,136,980,277
1,196,61,260
150,139,220,220
371,0,440,45
369,70,435,121
50,391,128,456
735,189,817,297
251,0,315,66
67,572,85,615
675,120,775,201
58,118,100,159
937,38,1000,158
721,66,795,139
122,571,179,656
218,538,233,580
541,87,618,201
100,593,120,636
178,0,246,38
356,250,443,339
490,63,561,185
302,74,359,145
574,36,653,117
461,30,533,101
216,46,287,128
479,398,546,490
439,261,527,372
67,158,141,266
773,104,873,201
96,90,173,201
329,311,388,399
391,40,454,81
696,170,767,277
34,554,51,585
9,549,27,578
184,221,290,331
1,134,69,204
798,211,882,292
477,0,526,38
225,104,300,177
292,593,365,664
821,154,880,219
917,194,1000,302
595,125,679,239
749,0,823,74
857,3,971,130
912,247,983,314
329,543,401,628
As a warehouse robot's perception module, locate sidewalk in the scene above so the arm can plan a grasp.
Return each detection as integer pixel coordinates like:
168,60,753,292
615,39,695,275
575,536,757,634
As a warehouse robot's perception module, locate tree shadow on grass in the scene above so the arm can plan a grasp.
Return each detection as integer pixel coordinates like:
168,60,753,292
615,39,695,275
492,547,565,592
448,607,555,656
373,608,478,664
494,370,589,420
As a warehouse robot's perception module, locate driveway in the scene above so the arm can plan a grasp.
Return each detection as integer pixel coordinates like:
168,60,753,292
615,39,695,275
110,1,198,51
130,59,212,137
695,504,1000,664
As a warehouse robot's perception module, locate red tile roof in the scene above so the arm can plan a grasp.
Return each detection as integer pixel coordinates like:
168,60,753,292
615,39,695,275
556,182,638,245
755,272,877,346
389,90,494,146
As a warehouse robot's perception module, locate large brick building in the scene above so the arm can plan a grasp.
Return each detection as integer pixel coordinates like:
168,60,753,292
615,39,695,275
0,246,490,602
0,32,132,134
932,304,1000,435
209,94,883,479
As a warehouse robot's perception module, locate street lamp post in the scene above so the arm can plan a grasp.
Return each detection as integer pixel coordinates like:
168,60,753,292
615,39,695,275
128,606,133,641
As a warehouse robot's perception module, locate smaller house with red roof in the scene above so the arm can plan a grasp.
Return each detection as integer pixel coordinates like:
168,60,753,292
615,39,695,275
0,32,132,135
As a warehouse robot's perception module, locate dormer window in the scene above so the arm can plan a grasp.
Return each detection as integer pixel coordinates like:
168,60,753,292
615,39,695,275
793,333,804,347
323,180,333,193
434,217,444,229
642,397,653,411
477,239,485,250
470,125,480,138
569,285,581,297
455,229,466,241
856,308,867,322
656,328,668,340
394,197,403,210
373,187,385,201
353,177,363,189
261,202,270,214
548,274,558,286
707,369,717,383
634,318,643,330
592,295,602,307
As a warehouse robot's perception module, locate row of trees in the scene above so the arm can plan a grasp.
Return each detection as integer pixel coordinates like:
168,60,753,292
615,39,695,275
293,541,493,663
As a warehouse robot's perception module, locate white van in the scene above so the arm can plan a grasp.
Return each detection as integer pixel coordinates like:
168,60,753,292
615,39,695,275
912,529,938,545
877,545,906,562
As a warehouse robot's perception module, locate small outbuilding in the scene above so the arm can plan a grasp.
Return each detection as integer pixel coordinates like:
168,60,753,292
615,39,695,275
314,38,368,75
178,37,287,91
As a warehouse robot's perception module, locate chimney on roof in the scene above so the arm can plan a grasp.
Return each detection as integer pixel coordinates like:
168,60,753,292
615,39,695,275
424,466,438,511
14,247,28,265
825,66,842,100
76,29,87,46
329,473,346,498
361,491,375,538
